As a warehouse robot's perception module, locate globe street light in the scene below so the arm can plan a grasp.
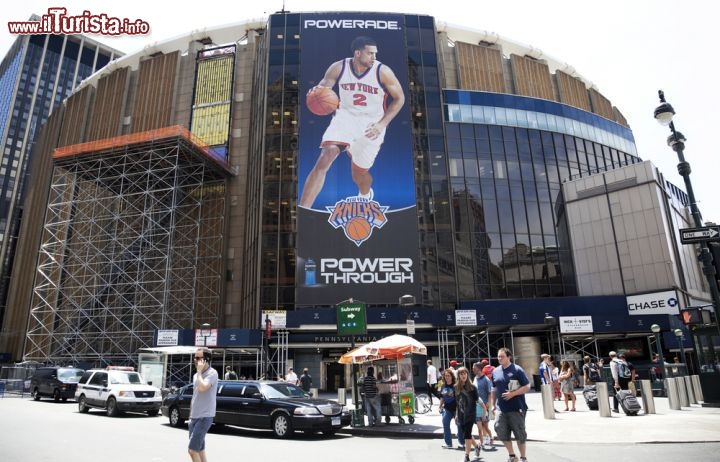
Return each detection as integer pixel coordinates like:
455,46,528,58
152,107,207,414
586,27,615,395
650,324,664,367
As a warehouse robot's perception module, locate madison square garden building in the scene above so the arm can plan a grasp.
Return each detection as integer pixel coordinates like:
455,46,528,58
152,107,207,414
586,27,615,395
2,12,716,387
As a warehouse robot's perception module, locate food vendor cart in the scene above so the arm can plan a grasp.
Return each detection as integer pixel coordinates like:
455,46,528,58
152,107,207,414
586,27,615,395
339,334,426,425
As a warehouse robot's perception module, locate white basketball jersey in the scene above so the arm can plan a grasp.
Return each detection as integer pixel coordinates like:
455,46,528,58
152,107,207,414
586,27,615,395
336,58,386,120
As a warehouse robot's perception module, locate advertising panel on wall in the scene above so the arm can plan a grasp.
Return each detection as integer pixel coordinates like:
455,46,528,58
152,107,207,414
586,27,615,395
626,289,681,316
296,13,420,305
190,45,235,162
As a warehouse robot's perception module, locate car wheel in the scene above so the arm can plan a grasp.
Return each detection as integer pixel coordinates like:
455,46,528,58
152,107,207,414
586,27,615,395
106,397,120,417
147,409,159,417
53,389,61,402
32,387,41,401
408,416,415,424
272,413,293,438
78,395,89,413
169,406,185,427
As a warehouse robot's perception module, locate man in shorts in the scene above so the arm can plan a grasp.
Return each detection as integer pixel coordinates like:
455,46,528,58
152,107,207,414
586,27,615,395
490,347,531,462
299,36,405,209
188,348,218,462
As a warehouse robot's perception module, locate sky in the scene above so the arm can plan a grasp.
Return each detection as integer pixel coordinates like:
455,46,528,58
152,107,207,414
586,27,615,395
3,0,719,225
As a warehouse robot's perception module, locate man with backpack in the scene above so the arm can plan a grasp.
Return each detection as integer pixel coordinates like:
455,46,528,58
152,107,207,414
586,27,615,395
609,351,631,413
582,356,601,385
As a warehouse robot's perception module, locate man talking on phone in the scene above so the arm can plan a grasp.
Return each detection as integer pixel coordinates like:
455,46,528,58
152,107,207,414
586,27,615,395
189,348,218,462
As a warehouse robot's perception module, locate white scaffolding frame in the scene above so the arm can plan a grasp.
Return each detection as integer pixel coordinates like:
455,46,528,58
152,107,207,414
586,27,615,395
24,134,228,367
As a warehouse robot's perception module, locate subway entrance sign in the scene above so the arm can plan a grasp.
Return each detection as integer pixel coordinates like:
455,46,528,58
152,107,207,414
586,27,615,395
337,302,367,335
679,225,720,244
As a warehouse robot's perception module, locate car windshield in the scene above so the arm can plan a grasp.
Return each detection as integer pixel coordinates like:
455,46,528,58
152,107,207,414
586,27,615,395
109,371,143,385
261,383,308,399
58,368,83,381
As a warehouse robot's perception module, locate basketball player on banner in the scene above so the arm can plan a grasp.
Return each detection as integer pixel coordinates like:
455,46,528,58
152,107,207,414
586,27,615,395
299,36,405,209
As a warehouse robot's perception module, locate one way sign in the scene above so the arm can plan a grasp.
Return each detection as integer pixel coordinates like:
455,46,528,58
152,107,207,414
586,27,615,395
679,226,720,244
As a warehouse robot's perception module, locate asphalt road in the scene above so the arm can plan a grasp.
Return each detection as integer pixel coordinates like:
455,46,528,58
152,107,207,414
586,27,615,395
1,396,718,462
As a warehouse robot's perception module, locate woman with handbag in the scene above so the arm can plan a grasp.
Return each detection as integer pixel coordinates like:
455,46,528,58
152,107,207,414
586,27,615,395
558,360,576,411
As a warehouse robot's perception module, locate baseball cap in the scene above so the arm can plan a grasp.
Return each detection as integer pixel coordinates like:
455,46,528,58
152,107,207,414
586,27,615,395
540,353,550,359
449,360,458,367
480,359,489,366
482,365,494,376
609,351,617,357
618,352,626,358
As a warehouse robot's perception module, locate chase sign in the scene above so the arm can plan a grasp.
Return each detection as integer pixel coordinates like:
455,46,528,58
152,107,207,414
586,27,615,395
626,290,681,316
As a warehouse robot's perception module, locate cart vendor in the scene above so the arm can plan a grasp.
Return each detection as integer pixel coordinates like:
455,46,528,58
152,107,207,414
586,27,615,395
363,366,381,426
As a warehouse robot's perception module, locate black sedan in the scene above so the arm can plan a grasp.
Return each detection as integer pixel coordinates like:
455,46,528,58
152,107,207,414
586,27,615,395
161,380,351,438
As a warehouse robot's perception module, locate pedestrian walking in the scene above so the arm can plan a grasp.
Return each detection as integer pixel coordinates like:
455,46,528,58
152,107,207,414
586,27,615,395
188,349,218,462
490,347,531,462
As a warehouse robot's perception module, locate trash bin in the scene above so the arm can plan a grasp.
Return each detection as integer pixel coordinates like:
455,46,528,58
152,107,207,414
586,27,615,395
350,408,365,427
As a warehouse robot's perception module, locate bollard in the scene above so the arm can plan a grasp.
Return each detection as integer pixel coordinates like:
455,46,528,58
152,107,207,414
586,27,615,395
338,388,347,406
676,377,690,407
596,382,611,417
310,387,318,398
540,383,555,419
691,375,704,403
640,380,655,414
683,376,696,404
666,377,680,410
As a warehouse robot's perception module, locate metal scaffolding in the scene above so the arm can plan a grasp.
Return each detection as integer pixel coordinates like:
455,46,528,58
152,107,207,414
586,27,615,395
24,128,230,367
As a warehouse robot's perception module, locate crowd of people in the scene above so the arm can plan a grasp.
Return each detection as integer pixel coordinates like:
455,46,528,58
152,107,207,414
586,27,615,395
425,349,653,462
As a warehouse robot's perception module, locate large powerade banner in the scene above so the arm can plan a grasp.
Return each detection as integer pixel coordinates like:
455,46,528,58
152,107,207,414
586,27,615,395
296,13,420,305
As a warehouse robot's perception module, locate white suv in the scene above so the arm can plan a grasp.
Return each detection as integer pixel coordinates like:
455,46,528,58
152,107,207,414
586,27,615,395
75,367,162,417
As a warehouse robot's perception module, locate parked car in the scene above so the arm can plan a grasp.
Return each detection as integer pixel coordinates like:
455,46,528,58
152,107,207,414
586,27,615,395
30,366,84,402
161,380,351,438
75,366,162,417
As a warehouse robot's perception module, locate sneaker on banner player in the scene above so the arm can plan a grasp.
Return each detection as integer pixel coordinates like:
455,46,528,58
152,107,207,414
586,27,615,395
299,36,405,209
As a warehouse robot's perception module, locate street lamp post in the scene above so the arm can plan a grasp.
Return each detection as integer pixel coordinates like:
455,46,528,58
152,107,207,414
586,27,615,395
654,90,720,338
654,90,720,403
674,328,687,370
651,324,665,367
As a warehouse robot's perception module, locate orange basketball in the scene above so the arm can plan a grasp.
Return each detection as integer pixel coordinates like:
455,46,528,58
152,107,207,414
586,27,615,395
345,217,372,241
306,86,339,116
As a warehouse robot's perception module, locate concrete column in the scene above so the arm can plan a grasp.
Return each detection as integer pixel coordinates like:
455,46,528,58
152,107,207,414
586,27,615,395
691,375,704,402
541,383,555,419
640,380,655,414
666,377,680,410
676,377,690,407
683,376,696,404
597,382,611,417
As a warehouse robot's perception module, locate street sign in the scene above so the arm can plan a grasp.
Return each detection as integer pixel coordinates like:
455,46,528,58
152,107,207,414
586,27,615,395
679,225,720,244
336,302,367,335
406,319,415,335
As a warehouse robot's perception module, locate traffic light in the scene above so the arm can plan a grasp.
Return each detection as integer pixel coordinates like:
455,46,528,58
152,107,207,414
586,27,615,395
681,307,714,325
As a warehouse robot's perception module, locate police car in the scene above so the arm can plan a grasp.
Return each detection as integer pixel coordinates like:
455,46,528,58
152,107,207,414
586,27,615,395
74,366,162,417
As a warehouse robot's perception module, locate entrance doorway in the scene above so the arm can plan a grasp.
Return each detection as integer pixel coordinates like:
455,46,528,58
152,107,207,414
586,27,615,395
325,361,345,392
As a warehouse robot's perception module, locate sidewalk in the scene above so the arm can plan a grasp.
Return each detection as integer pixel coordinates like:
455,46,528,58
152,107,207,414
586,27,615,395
330,391,720,443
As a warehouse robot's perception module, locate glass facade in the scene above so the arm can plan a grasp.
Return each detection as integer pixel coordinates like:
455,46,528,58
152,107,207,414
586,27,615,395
253,13,642,311
0,33,118,330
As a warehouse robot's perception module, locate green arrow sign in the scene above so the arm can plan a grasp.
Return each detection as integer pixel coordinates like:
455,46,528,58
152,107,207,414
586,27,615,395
336,302,367,335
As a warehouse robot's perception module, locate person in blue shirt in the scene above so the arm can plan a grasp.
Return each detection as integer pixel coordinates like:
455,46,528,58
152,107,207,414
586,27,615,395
438,368,464,449
490,347,531,462
473,361,493,450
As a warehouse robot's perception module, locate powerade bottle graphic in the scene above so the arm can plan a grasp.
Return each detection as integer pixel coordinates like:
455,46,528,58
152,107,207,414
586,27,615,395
304,259,316,286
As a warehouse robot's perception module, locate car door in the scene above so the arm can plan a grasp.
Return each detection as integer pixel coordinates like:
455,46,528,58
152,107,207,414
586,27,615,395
215,383,243,425
87,372,108,406
239,384,266,428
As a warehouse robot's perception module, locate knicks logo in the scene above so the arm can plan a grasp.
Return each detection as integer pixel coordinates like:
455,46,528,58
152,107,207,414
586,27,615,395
326,197,388,246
